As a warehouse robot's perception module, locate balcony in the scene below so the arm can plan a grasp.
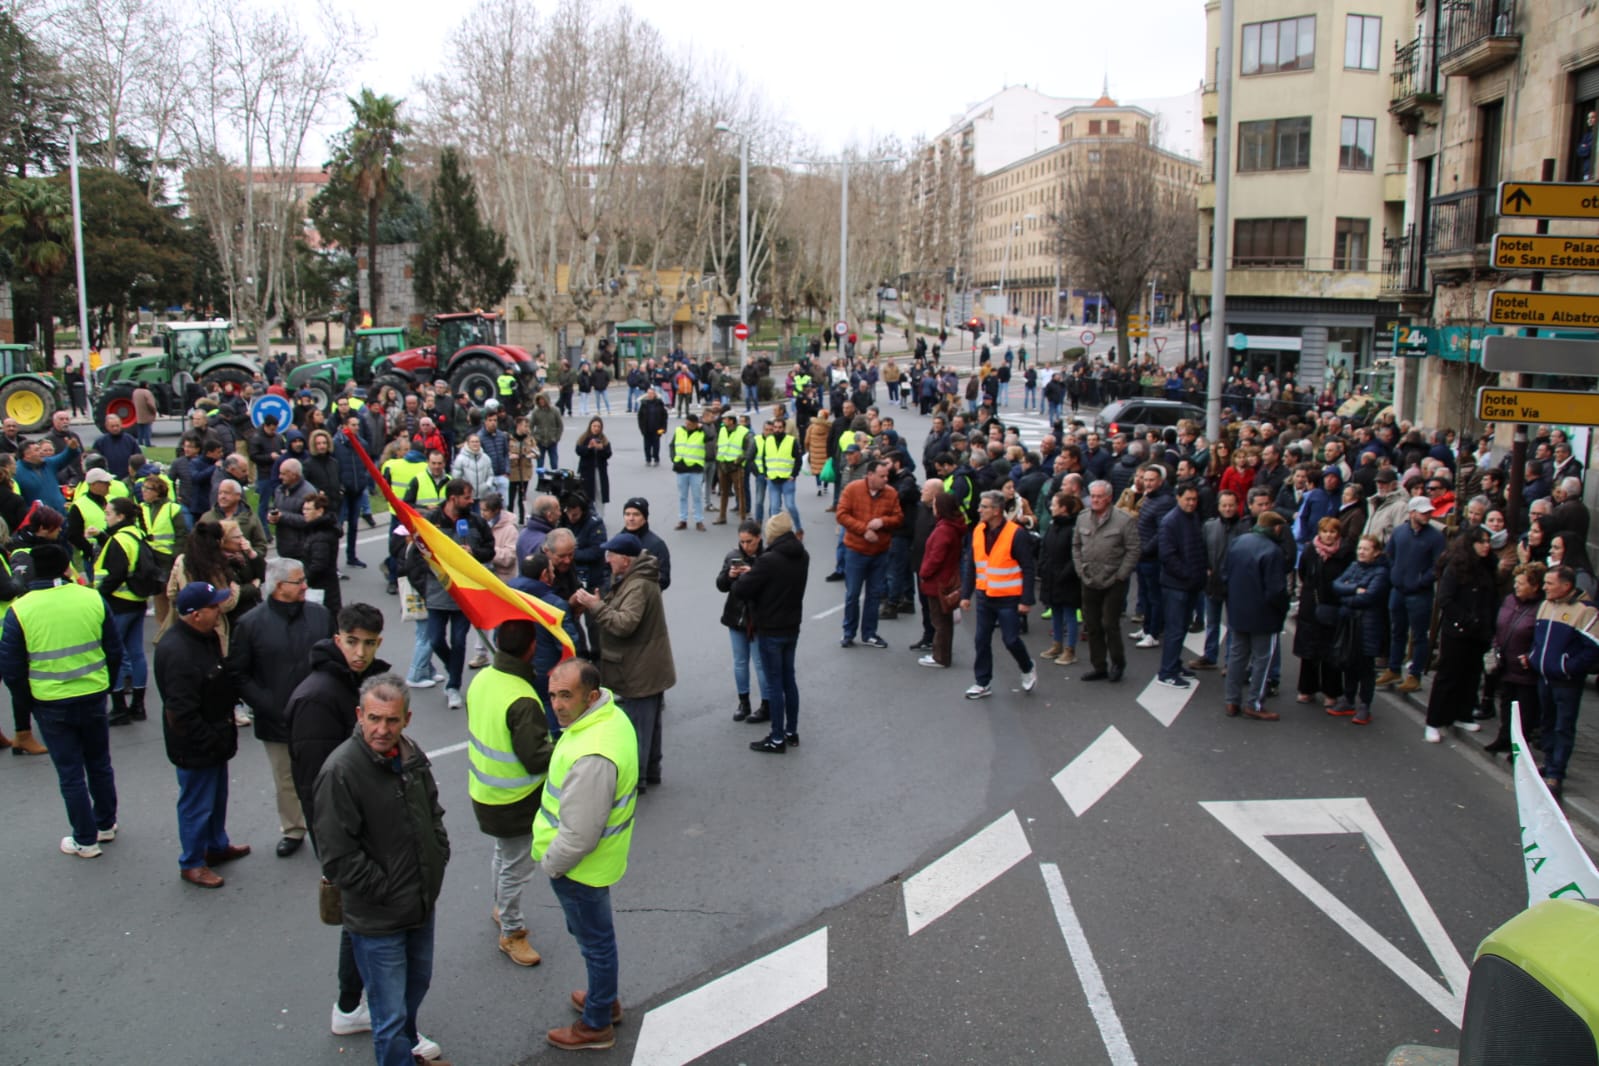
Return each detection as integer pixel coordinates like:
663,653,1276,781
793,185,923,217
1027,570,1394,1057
1201,83,1217,123
1389,37,1440,134
1425,187,1497,272
1437,0,1519,78
1197,180,1215,210
1190,257,1386,301
1381,225,1428,298
1383,167,1408,203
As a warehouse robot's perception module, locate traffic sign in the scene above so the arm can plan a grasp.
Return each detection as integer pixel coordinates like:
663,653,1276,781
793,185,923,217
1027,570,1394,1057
1487,289,1599,330
733,323,749,341
250,393,292,428
1126,313,1149,339
1080,330,1096,346
835,320,849,337
1491,235,1599,272
1499,181,1599,220
1153,336,1166,353
1477,387,1599,425
1482,335,1599,376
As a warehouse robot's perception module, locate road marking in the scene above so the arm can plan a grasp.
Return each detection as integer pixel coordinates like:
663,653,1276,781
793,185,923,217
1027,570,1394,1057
903,809,1032,935
425,740,467,759
811,603,845,620
357,531,389,546
1183,624,1224,662
1136,673,1198,727
1040,862,1138,1066
1053,727,1142,816
1201,797,1469,1026
630,927,828,1066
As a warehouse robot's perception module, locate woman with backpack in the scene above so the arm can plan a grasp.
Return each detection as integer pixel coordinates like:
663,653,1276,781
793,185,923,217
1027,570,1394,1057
96,497,155,726
140,475,187,628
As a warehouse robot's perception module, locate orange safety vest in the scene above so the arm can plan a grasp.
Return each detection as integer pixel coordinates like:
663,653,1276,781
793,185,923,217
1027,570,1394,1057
972,520,1024,598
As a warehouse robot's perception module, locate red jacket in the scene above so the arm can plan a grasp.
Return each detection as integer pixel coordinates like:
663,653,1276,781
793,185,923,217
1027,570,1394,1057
1218,465,1256,498
918,516,967,594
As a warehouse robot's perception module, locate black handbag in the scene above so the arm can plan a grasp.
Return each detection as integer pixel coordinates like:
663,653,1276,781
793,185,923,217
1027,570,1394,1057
1331,612,1359,667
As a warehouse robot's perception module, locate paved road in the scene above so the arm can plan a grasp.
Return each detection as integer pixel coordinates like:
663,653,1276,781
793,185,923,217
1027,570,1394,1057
4,393,1541,1066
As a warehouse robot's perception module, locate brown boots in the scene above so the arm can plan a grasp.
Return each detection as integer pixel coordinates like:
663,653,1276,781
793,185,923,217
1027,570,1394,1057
12,730,47,756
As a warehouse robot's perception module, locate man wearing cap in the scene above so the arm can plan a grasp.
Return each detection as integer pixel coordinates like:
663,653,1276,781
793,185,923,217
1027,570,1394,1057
156,582,249,888
568,533,674,793
0,542,125,858
713,411,749,524
1378,496,1447,693
1365,467,1406,545
67,467,117,575
670,412,707,531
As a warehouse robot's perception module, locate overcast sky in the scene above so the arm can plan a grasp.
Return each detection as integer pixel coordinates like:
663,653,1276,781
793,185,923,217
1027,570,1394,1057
322,0,1207,152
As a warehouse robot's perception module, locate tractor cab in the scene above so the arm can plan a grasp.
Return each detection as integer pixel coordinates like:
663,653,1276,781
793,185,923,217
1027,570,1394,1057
434,312,506,360
160,322,233,373
0,343,37,377
353,327,407,380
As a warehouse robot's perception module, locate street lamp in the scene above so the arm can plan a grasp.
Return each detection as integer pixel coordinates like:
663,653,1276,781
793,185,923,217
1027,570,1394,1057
66,122,91,403
997,213,1036,338
792,153,900,344
714,121,750,365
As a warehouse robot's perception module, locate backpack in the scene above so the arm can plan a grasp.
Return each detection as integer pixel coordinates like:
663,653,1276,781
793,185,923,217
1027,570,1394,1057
120,531,169,598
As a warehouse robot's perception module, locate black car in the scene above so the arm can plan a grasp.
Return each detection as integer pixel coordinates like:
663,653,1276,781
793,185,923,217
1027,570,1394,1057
1094,399,1206,437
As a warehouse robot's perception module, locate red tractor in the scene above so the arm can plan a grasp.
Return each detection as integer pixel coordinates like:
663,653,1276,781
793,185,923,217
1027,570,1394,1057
373,312,537,407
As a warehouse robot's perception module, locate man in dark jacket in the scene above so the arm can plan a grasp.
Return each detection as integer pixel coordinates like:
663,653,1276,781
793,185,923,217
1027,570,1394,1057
733,511,809,751
314,674,451,1066
1192,490,1248,671
286,604,388,1039
619,497,671,591
227,557,335,858
1132,466,1175,647
635,388,667,465
1222,512,1291,720
156,582,248,889
248,417,287,533
333,418,372,567
1156,484,1206,688
1379,497,1448,692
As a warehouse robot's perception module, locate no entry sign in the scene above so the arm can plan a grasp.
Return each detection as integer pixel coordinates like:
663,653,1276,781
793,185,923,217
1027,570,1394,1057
733,323,750,341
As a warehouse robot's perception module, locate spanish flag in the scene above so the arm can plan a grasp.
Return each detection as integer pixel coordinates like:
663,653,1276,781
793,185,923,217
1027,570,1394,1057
342,426,574,660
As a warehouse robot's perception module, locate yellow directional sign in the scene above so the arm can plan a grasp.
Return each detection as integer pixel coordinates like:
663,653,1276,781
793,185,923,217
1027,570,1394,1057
1499,181,1599,220
1125,314,1149,339
1492,235,1599,273
1487,289,1599,329
1477,387,1599,426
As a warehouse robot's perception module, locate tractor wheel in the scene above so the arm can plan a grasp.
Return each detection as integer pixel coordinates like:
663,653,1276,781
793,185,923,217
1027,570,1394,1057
373,374,410,400
304,380,335,412
0,378,55,433
451,358,501,408
95,388,138,433
202,367,253,398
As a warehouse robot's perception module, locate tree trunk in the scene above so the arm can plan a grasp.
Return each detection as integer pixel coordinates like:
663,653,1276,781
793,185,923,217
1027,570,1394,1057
367,198,382,328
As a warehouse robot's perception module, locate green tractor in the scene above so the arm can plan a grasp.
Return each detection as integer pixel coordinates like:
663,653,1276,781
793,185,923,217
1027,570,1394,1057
285,326,408,409
95,321,262,431
0,343,66,433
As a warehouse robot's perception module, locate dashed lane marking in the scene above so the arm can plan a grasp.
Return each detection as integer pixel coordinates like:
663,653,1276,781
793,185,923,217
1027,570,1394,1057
1135,672,1198,728
903,809,1032,935
630,927,828,1066
1040,862,1139,1065
1054,727,1142,816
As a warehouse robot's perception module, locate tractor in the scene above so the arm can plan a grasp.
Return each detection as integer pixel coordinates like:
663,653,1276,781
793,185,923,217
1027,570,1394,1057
285,326,408,409
373,312,537,407
0,344,66,432
95,321,262,430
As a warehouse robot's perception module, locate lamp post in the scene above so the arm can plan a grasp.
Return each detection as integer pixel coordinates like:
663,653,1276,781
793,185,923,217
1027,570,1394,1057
792,153,900,343
66,123,90,402
714,121,749,365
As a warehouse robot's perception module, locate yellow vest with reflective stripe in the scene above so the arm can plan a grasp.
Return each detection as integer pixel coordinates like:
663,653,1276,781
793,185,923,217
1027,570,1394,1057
382,457,426,498
530,695,638,887
753,435,769,476
142,500,181,553
839,429,856,454
73,492,109,537
0,552,11,617
10,582,109,699
764,434,797,480
106,479,130,500
465,665,547,806
672,426,705,470
973,520,1024,598
497,374,517,397
717,424,749,463
95,527,148,603
412,471,449,508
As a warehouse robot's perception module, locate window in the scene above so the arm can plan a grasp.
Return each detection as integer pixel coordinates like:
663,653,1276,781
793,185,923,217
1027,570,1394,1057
1334,218,1370,270
1107,120,1121,135
1242,16,1316,75
1345,15,1381,70
1238,117,1312,172
1233,218,1307,267
1339,117,1376,170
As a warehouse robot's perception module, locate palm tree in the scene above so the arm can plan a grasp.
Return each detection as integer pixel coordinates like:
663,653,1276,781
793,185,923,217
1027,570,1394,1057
0,177,72,362
332,89,410,328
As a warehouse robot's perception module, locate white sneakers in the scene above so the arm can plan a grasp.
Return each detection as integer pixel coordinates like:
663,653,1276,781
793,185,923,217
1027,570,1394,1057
445,689,464,710
97,824,118,843
964,683,992,700
413,1034,442,1060
60,836,102,859
917,655,946,668
1455,720,1482,733
1135,635,1159,649
406,677,436,689
330,997,371,1035
1021,669,1038,693
1424,726,1443,744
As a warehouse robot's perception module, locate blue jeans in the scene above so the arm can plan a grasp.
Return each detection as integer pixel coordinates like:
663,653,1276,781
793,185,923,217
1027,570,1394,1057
348,913,436,1066
729,627,769,699
425,609,470,690
626,386,640,412
1024,385,1037,409
842,549,888,641
1159,586,1200,680
341,492,363,562
110,610,147,690
757,633,800,741
885,536,911,604
550,877,619,1031
1538,680,1583,781
1387,588,1434,676
752,476,768,523
744,388,759,412
407,620,436,683
135,422,153,447
176,764,230,869
1202,594,1225,663
1135,559,1162,636
973,594,1033,686
675,471,703,522
255,477,276,532
768,478,801,532
1050,605,1080,648
595,389,611,413
543,443,560,470
31,696,116,847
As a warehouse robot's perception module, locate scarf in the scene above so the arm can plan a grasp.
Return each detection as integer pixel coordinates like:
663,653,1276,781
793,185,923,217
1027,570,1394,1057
1313,535,1341,561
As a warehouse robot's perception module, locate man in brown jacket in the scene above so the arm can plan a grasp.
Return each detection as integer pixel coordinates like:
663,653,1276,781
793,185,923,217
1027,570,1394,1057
834,457,903,649
569,533,675,793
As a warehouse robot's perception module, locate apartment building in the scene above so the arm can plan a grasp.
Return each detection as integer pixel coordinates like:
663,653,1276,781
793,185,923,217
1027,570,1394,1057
1193,0,1411,397
1388,0,1599,428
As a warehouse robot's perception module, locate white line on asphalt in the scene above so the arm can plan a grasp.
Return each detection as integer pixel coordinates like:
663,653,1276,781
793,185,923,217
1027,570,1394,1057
1135,672,1198,727
425,740,468,759
1053,727,1142,817
902,809,1032,936
630,927,828,1066
1040,862,1138,1066
357,531,389,546
1200,797,1468,1026
811,603,845,620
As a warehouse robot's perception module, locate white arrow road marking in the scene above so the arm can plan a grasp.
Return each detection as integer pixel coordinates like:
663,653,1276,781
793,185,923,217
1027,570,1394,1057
1054,726,1142,816
1200,797,1469,1026
1136,673,1198,727
630,927,828,1066
903,810,1032,935
1040,862,1139,1066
